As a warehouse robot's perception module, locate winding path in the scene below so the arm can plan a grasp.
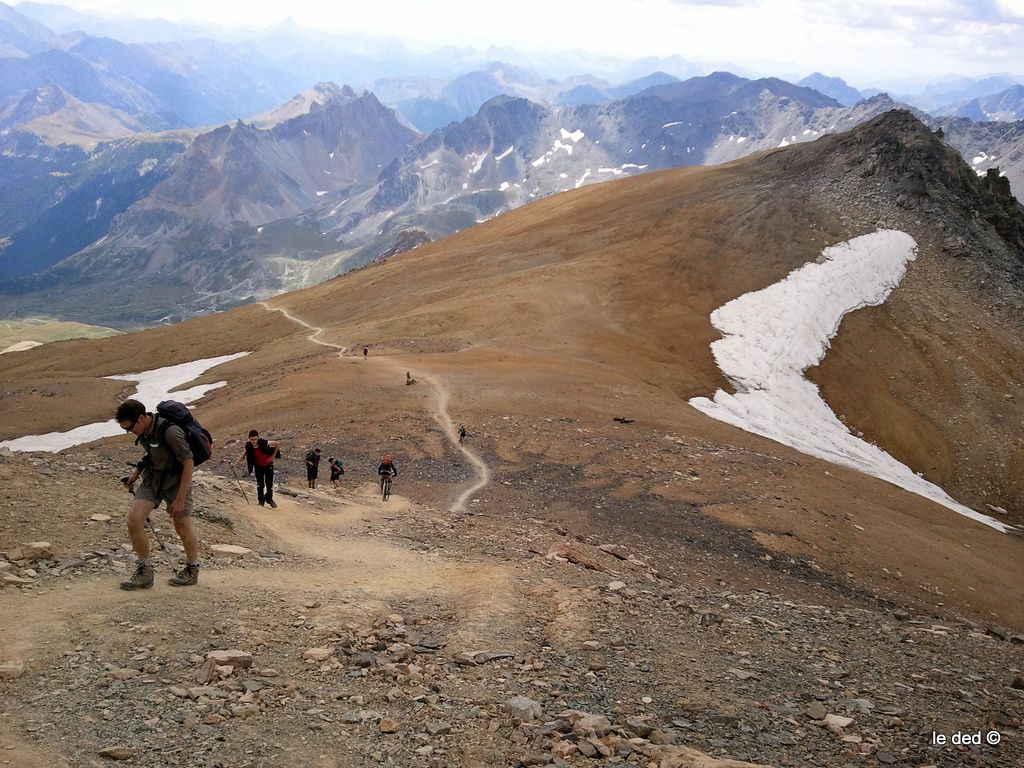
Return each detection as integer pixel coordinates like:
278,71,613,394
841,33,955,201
260,301,489,513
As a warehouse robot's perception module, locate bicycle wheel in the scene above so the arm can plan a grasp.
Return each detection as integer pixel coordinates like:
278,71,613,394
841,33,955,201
382,477,391,501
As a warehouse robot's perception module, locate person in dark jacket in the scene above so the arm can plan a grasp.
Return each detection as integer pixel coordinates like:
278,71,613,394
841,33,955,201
233,430,280,508
116,399,201,590
305,447,322,488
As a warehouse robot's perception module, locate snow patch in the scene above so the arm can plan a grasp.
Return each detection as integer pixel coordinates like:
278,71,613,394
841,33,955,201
1,341,43,355
468,151,488,174
662,121,683,128
560,128,585,142
419,159,439,169
495,146,514,161
316,190,328,196
689,230,1011,533
0,353,250,453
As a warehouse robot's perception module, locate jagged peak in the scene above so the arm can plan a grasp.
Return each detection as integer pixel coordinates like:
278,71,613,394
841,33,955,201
247,83,373,129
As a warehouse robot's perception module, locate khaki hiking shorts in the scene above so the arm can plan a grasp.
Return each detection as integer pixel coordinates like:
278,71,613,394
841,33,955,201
136,470,194,517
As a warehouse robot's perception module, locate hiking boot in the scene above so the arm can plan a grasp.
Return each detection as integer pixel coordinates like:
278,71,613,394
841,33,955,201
168,564,199,587
120,562,154,591
267,499,277,509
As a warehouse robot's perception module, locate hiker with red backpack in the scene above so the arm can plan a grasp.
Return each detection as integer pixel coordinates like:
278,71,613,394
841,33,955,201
116,398,203,590
233,430,280,508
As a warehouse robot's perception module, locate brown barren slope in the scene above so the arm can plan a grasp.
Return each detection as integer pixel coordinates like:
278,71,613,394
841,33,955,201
2,111,1023,624
1,110,1023,767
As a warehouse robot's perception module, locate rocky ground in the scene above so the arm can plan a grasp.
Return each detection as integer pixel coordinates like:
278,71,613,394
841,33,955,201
2,450,1022,768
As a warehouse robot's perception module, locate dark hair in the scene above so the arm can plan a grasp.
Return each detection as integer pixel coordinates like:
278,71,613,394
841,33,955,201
116,399,146,423
248,429,259,438
314,448,321,453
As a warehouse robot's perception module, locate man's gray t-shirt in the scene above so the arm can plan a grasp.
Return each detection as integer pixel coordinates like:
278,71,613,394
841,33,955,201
137,416,194,511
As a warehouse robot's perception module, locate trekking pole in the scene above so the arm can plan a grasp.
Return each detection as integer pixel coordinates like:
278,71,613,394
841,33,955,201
228,463,251,505
146,517,166,551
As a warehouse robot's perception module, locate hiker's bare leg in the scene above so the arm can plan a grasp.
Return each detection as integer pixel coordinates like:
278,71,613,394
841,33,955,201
126,499,157,560
173,516,199,563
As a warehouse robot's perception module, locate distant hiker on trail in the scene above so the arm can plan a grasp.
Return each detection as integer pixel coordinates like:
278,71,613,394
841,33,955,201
328,456,345,488
362,346,368,358
232,430,279,508
377,454,398,492
406,371,416,385
458,424,467,444
116,399,201,590
306,447,322,488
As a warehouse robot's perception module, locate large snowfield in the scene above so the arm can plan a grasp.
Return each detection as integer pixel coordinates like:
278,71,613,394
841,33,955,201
0,352,248,453
690,230,1012,533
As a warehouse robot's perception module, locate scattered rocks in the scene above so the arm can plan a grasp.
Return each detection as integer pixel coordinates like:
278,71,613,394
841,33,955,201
5,541,52,562
545,541,608,571
98,746,135,760
0,661,25,679
505,695,543,723
302,647,336,662
806,701,827,720
210,544,255,560
206,649,253,668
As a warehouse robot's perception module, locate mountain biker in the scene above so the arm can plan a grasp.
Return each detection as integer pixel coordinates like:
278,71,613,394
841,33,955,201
377,454,398,493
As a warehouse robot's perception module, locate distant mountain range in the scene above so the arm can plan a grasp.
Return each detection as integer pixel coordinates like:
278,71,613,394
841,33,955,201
1,0,1023,325
935,84,1024,122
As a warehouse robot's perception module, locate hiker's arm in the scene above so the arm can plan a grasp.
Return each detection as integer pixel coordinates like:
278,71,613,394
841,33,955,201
169,459,194,520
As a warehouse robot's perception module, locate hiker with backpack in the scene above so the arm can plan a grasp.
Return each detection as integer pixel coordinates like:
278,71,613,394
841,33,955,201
232,430,280,508
305,447,322,488
328,456,345,488
116,399,203,590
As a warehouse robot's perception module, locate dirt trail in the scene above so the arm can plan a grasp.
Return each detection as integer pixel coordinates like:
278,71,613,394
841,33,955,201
259,301,489,512
0,482,518,667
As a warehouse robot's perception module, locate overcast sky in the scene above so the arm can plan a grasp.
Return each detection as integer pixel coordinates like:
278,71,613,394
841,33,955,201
22,0,1024,83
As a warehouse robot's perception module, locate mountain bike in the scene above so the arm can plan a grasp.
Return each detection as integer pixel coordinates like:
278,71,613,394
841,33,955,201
380,474,393,501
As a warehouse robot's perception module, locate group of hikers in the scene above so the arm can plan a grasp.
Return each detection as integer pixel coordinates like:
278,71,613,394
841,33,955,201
227,435,351,502
114,398,402,591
